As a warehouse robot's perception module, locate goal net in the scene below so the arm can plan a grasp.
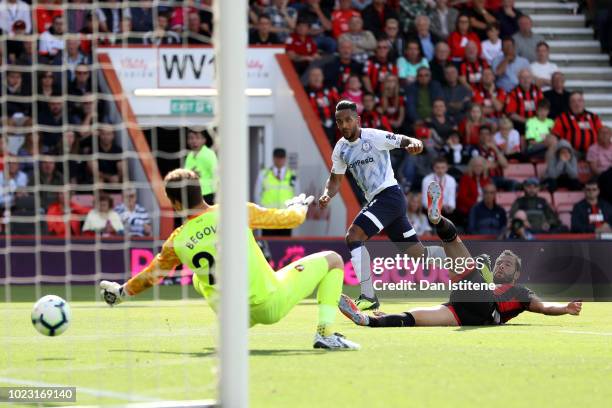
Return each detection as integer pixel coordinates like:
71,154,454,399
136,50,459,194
0,1,247,406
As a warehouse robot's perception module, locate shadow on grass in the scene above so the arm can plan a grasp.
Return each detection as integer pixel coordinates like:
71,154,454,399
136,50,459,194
454,323,560,331
36,357,76,362
109,348,326,358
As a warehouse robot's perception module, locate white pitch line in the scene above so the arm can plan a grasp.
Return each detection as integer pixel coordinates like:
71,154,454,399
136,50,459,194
0,376,159,402
558,330,612,336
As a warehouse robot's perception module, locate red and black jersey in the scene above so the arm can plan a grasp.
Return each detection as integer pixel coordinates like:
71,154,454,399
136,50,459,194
379,95,405,122
505,84,543,120
360,109,393,131
285,33,317,57
460,58,489,88
363,56,398,94
305,86,340,129
552,110,603,153
472,84,506,118
493,284,536,323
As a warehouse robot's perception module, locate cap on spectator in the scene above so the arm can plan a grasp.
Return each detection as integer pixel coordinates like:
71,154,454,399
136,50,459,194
273,148,286,158
523,177,539,187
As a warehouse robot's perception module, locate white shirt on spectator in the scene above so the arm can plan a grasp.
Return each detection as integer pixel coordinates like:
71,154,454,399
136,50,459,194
83,209,124,234
530,61,558,91
0,170,28,207
421,173,456,211
481,39,502,65
39,30,65,56
0,0,32,34
494,129,521,155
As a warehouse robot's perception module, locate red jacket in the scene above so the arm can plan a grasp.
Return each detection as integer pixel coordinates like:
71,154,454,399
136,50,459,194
457,174,491,215
47,201,91,237
448,31,481,61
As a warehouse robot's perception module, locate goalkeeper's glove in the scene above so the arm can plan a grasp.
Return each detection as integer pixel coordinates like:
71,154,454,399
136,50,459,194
284,193,314,210
100,280,129,306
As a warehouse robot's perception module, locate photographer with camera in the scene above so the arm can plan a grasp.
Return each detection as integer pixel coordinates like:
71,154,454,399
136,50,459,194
505,209,534,240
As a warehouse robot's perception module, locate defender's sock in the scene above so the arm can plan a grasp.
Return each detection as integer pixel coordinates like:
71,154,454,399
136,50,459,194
348,243,375,298
367,312,416,328
316,268,343,336
434,217,458,243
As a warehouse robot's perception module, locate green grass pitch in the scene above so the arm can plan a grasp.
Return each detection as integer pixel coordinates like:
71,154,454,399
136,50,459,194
1,295,611,407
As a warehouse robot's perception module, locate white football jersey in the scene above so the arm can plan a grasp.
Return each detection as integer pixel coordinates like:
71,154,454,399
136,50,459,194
331,128,401,202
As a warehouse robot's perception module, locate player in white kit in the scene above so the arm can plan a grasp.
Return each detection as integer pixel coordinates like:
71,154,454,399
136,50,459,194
319,100,447,310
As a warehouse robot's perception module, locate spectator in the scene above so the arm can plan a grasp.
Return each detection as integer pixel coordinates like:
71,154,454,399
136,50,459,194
421,157,457,217
442,64,472,123
476,125,513,190
571,180,612,233
468,0,497,40
460,103,485,146
530,41,557,92
429,98,457,144
65,39,90,82
60,130,84,184
411,15,438,62
298,0,335,54
543,139,581,191
505,209,535,240
397,39,429,84
46,191,90,237
68,63,92,96
83,194,124,237
512,15,542,63
399,0,430,34
250,14,280,45
17,132,38,177
406,192,432,236
525,99,554,148
360,93,393,131
472,67,505,119
429,41,451,85
492,37,530,92
362,0,399,38
305,67,340,143
443,130,476,168
114,189,152,237
129,1,154,32
0,0,32,34
510,178,561,233
405,67,443,124
186,10,212,44
494,116,521,157
38,71,60,100
143,13,181,45
35,0,62,34
331,0,360,39
286,20,319,75
6,70,32,124
69,93,95,137
379,75,406,132
382,18,404,60
430,0,458,40
457,155,491,223
543,72,570,120
468,182,507,234
37,98,64,152
552,91,603,155
505,68,543,134
322,39,363,92
100,0,127,35
448,14,481,63
39,15,65,62
87,125,125,185
338,15,377,64
495,0,522,38
6,19,29,63
340,74,364,113
32,157,63,209
587,126,612,176
481,22,502,65
184,128,218,204
254,148,297,236
459,41,489,90
0,155,28,210
362,39,398,94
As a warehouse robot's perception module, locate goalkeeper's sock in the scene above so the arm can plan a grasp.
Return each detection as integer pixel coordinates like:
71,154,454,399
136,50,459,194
316,267,344,337
348,243,375,298
368,312,415,328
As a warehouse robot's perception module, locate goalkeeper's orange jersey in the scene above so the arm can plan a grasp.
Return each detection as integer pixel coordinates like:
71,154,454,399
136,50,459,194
124,203,307,308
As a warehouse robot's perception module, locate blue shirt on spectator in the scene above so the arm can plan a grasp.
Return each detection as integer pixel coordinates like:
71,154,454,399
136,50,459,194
491,54,530,92
468,200,507,235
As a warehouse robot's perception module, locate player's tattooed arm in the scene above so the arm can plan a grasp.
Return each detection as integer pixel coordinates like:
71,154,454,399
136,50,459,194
319,173,343,209
528,296,583,316
398,135,424,155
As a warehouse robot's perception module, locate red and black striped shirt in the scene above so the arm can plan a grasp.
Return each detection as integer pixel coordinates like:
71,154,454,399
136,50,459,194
552,110,603,153
505,84,543,120
305,86,340,129
472,84,506,118
360,109,393,132
363,56,398,94
494,284,536,323
460,58,489,89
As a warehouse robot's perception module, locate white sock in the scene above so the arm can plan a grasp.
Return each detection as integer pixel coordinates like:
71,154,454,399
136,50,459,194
426,246,446,260
350,245,375,298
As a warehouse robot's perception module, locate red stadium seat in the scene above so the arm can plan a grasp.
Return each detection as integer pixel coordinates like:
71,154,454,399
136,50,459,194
553,191,584,213
577,161,593,184
535,162,547,179
559,212,572,229
537,191,553,206
496,192,520,211
503,163,535,182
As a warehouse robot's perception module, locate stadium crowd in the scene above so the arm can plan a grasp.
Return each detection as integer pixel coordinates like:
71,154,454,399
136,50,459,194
0,0,611,239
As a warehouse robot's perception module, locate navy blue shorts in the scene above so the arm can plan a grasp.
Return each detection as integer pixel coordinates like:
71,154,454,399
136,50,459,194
353,185,418,242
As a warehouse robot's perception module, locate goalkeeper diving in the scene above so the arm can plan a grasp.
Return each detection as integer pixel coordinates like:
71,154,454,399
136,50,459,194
100,169,359,350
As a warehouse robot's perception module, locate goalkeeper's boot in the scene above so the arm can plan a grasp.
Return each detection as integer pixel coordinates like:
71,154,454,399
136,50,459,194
338,294,370,326
427,181,444,225
313,332,360,350
355,293,380,311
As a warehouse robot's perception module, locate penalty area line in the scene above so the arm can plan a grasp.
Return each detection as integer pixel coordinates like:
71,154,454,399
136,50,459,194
557,330,612,336
0,376,159,402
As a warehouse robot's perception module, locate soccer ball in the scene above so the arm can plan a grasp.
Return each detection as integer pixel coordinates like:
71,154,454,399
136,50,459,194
31,295,72,336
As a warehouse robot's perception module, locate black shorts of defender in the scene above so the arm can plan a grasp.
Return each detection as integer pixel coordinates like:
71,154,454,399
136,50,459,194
353,185,419,244
444,270,497,326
